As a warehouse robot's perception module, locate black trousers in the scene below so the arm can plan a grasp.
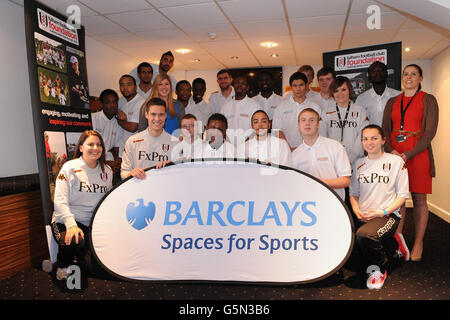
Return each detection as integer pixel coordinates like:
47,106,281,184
51,221,101,275
355,215,400,273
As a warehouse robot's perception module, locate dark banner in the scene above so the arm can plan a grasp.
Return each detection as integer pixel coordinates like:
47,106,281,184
24,0,92,244
323,42,402,98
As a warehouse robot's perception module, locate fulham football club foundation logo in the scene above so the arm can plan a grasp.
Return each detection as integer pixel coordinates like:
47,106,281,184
162,144,170,152
382,163,392,172
100,172,108,182
336,57,346,69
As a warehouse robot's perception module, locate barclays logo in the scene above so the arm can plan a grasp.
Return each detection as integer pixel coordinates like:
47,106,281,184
126,198,156,230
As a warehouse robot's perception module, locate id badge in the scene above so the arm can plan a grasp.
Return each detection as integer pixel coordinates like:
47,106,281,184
396,134,407,143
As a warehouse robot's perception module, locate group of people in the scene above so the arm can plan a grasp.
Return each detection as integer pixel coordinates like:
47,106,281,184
51,50,439,291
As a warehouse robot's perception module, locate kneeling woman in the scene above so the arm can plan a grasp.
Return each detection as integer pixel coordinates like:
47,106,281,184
52,130,113,280
349,125,410,289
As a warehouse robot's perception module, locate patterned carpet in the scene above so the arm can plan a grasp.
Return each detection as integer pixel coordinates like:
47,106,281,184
0,211,448,302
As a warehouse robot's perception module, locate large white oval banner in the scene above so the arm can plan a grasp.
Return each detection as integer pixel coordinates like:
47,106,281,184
90,161,354,284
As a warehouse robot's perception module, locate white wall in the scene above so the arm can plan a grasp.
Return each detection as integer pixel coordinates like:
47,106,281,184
0,0,38,177
428,46,450,222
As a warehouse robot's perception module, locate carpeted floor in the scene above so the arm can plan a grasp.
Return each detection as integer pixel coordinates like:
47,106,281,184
0,210,448,301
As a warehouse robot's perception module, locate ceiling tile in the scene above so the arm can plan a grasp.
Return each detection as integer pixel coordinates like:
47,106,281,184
340,29,398,49
420,38,450,59
350,0,395,14
234,19,289,38
182,23,240,42
79,0,152,14
147,0,214,9
285,0,350,18
345,11,406,33
106,9,174,31
40,0,99,17
136,28,191,45
160,2,228,26
91,33,151,49
289,15,347,35
293,33,340,49
245,35,293,50
218,0,285,22
199,39,249,53
82,15,127,36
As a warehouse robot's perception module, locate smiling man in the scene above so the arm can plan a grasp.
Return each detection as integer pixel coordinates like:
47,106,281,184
120,97,177,180
272,72,325,151
291,108,351,201
220,76,259,146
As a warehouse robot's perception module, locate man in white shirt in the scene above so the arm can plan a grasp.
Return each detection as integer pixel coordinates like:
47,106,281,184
120,97,177,180
309,66,336,112
91,89,122,182
209,69,235,114
129,52,177,90
298,65,320,100
220,76,259,146
172,114,204,161
355,61,401,126
184,77,212,131
239,110,291,167
117,75,146,158
200,113,239,159
291,108,351,200
136,62,153,99
272,72,325,151
252,71,283,120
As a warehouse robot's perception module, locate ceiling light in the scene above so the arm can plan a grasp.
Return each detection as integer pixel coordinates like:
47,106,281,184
270,54,279,58
231,56,239,60
405,47,411,52
193,58,201,62
260,41,278,48
249,72,255,77
175,48,191,54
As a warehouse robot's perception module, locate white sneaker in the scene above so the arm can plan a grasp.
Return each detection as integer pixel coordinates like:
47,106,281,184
366,270,387,290
56,267,70,281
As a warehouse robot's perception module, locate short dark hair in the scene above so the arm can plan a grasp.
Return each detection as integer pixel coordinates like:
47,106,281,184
161,51,174,60
259,70,274,80
362,124,385,139
317,66,336,79
298,108,321,121
193,77,206,87
119,74,136,85
145,97,166,113
99,89,118,103
251,109,269,121
176,80,191,92
217,69,231,77
137,62,153,73
289,72,308,86
207,113,228,129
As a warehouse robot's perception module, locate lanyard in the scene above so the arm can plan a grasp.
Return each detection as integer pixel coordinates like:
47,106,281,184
336,102,351,142
400,91,418,130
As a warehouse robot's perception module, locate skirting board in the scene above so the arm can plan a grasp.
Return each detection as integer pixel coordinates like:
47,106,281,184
406,199,450,223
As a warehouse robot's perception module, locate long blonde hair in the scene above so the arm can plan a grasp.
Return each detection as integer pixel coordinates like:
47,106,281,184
143,74,176,118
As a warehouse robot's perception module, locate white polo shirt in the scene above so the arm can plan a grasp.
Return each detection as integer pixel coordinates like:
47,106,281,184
199,140,241,159
322,102,369,164
91,110,122,161
120,129,177,180
137,86,152,100
290,135,351,200
252,92,283,120
350,153,409,218
209,88,235,114
309,93,335,112
272,96,325,149
239,134,291,167
171,138,204,161
118,93,146,157
184,97,212,130
355,86,400,126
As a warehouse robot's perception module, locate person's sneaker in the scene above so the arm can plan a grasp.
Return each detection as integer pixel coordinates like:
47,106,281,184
56,267,70,281
366,270,387,290
394,233,410,261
